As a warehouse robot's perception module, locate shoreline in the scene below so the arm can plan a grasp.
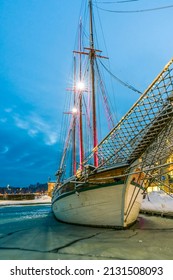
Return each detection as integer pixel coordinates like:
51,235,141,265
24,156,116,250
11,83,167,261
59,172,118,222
0,196,51,207
140,209,173,218
0,201,51,207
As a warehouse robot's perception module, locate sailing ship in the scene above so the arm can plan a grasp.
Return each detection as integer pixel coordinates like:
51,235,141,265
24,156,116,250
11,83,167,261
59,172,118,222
52,0,173,228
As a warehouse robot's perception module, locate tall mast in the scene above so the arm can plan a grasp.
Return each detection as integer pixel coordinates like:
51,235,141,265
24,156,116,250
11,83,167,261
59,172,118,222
79,18,84,170
89,0,98,167
73,55,77,175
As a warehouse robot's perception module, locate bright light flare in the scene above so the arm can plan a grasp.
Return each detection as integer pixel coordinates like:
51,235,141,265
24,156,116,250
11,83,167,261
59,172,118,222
77,81,85,91
72,107,78,114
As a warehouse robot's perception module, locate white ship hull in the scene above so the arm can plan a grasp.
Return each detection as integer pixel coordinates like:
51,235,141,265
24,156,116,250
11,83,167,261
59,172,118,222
52,176,143,228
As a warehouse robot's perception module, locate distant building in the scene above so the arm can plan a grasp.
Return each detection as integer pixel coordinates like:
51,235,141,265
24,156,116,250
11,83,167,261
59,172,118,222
47,181,55,197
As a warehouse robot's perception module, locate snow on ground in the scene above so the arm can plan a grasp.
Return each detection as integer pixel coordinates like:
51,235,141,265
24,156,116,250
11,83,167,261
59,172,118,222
141,190,173,215
0,195,51,206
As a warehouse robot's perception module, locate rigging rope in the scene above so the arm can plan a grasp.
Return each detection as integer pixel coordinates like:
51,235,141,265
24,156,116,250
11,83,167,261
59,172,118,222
96,0,140,4
99,60,142,94
94,3,173,13
95,60,115,129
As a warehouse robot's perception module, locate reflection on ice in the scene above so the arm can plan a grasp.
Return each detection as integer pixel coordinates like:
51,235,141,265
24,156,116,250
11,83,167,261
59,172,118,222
0,205,51,225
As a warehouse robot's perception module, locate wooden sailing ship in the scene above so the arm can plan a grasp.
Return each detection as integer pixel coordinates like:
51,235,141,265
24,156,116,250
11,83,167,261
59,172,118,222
52,0,173,228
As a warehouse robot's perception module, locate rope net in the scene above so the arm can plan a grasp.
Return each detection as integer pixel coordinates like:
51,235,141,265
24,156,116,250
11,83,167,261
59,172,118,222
84,58,173,169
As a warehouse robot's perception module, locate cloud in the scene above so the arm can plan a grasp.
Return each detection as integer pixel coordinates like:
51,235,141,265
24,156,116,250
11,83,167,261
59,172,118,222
0,118,7,123
13,113,58,146
0,146,9,154
0,104,59,187
14,116,28,130
44,131,58,146
15,152,30,163
4,108,13,113
0,125,58,187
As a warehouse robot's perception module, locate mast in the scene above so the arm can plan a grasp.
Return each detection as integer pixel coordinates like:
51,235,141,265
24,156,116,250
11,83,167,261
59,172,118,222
79,18,84,170
73,55,77,175
73,1,107,170
89,0,98,167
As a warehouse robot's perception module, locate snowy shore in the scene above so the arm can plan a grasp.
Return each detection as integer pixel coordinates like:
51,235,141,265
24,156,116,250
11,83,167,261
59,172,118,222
140,191,173,216
0,195,51,206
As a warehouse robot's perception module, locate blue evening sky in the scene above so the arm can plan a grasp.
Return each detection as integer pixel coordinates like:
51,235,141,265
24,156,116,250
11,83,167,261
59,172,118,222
0,0,173,187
